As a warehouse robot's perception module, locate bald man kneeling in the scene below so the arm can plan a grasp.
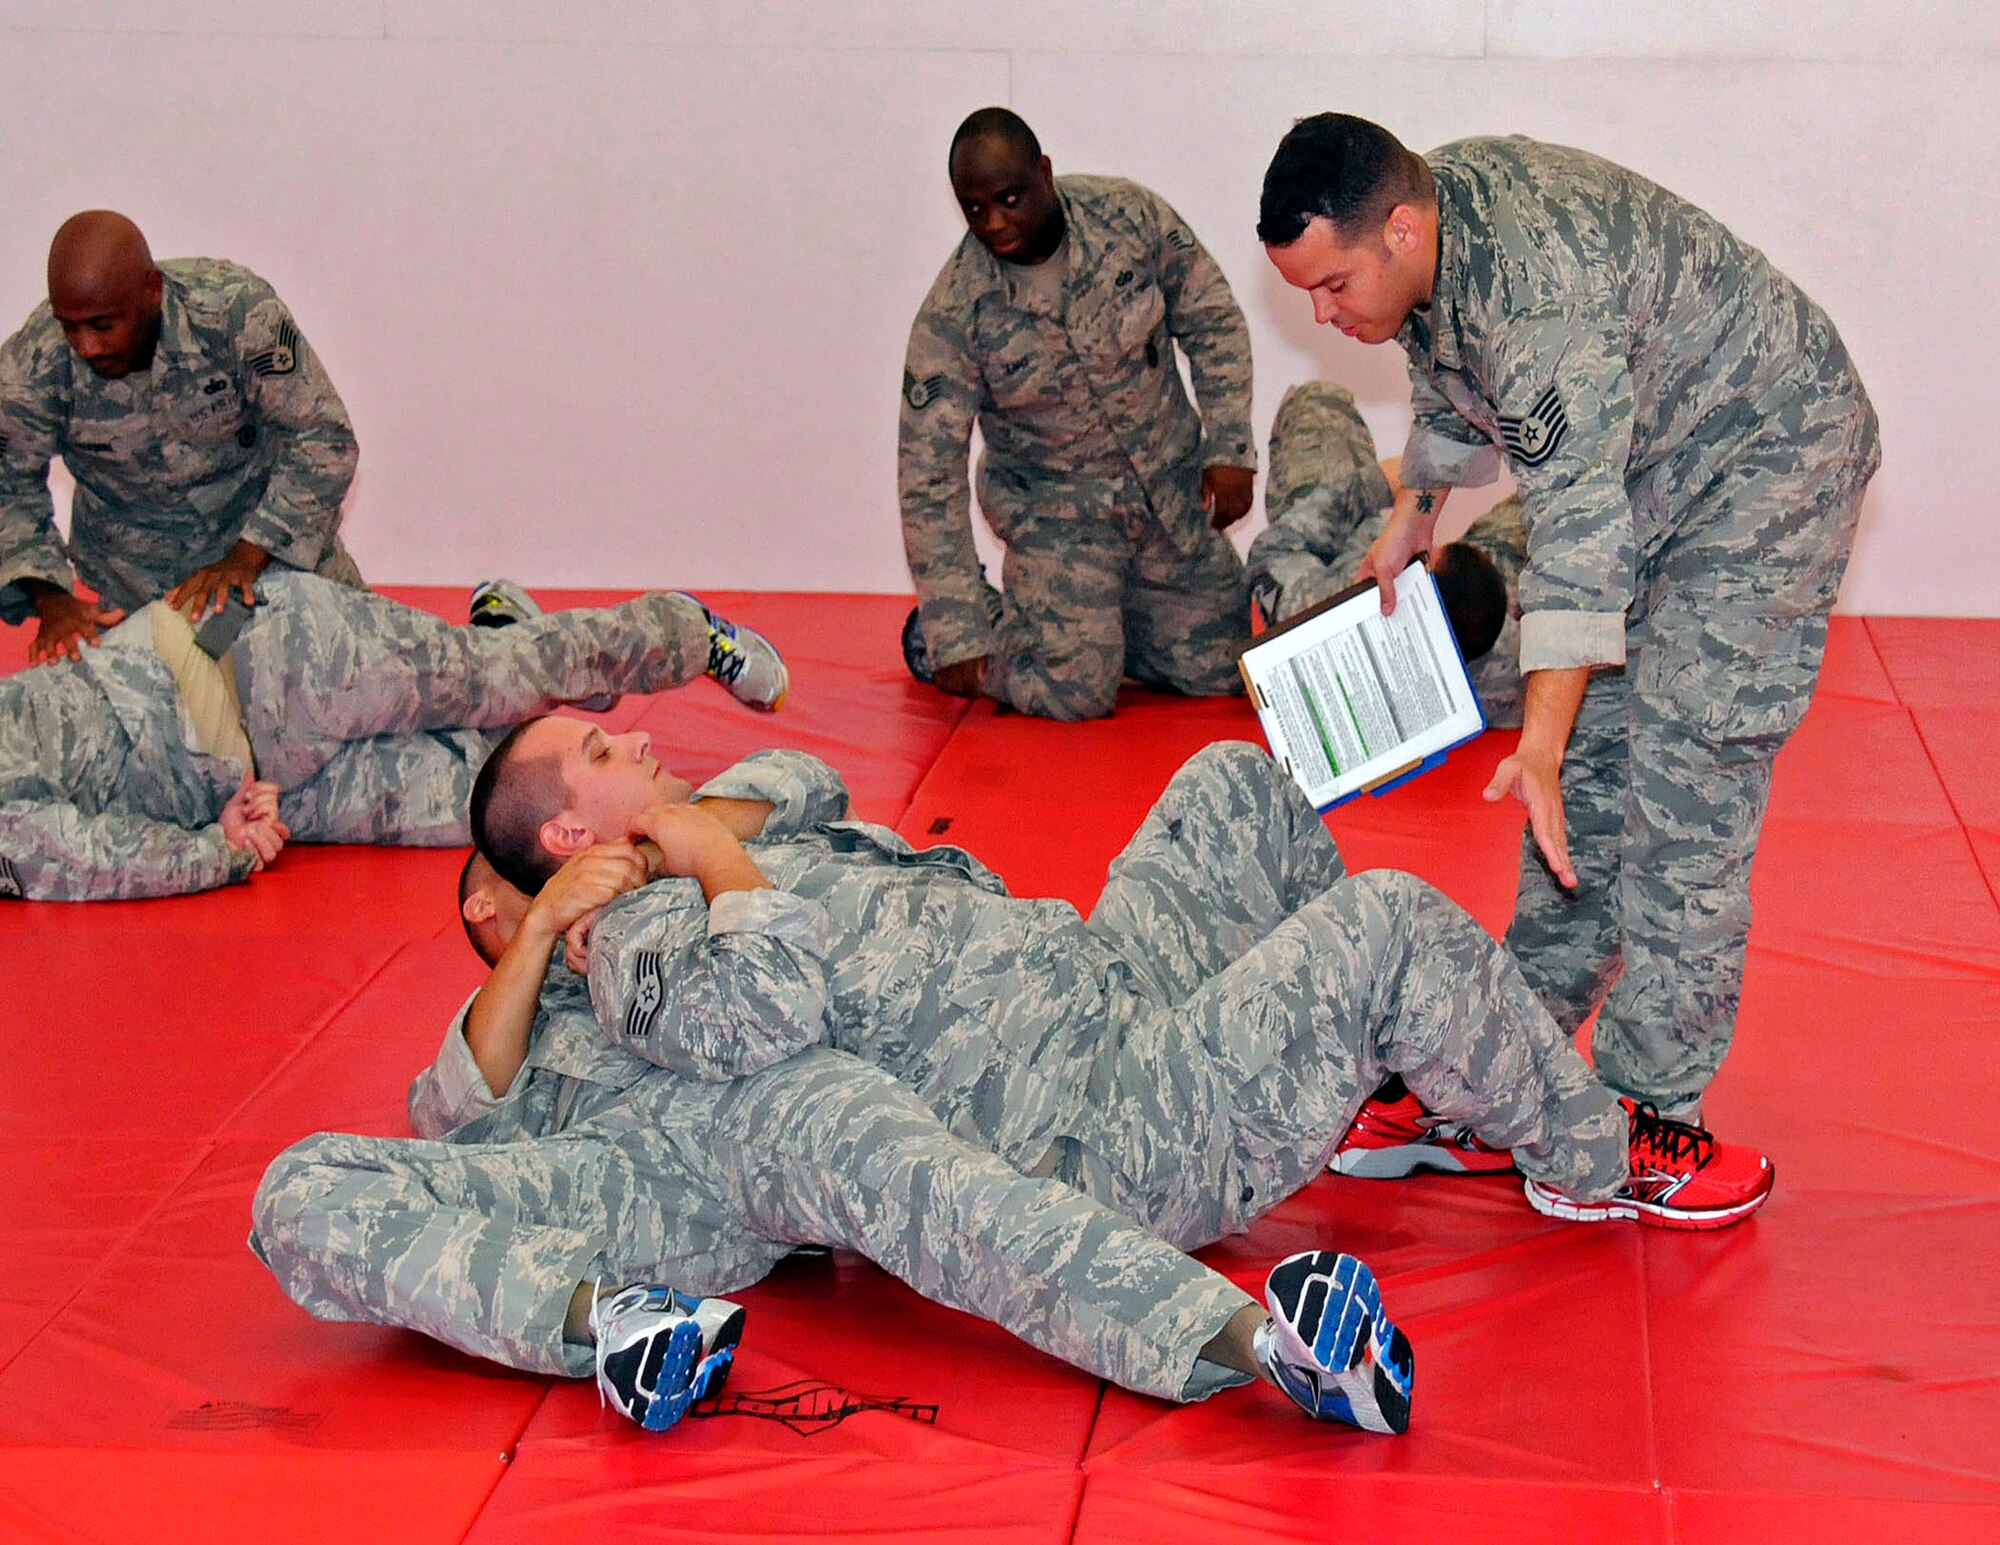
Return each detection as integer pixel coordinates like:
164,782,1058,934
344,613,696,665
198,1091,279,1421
0,210,363,664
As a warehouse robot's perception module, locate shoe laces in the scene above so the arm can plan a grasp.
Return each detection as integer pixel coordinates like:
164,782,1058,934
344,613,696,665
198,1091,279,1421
706,627,746,685
1627,1101,1714,1170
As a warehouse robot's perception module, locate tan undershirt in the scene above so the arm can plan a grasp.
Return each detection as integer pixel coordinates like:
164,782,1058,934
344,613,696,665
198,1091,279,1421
142,601,254,769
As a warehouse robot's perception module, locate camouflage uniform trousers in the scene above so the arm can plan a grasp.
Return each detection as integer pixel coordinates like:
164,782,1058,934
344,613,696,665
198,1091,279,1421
977,456,1247,721
251,1048,1262,1402
1503,392,1879,1115
236,574,713,846
1060,742,1628,1248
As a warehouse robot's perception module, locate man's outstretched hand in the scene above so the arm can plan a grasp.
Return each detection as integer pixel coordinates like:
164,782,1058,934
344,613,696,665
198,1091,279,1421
1483,748,1577,888
168,539,270,622
28,589,124,665
220,774,289,871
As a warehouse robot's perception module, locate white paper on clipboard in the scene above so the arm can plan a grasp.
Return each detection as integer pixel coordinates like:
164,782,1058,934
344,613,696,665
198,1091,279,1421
1236,561,1486,810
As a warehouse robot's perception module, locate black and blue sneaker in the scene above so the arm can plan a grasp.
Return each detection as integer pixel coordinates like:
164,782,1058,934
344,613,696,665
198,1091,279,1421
590,1284,746,1433
1253,1251,1413,1434
900,606,936,685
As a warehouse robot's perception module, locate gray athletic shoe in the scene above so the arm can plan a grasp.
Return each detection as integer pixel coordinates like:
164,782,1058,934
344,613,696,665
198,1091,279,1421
467,578,542,629
680,594,788,711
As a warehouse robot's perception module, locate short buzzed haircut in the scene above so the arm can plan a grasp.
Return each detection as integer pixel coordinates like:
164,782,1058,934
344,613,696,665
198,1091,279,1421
949,106,1041,171
469,717,569,896
1431,542,1510,663
1257,113,1434,248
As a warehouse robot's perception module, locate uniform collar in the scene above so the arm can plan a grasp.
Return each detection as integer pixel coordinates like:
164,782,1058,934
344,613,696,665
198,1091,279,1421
963,180,1085,317
145,267,205,380
1399,162,1470,373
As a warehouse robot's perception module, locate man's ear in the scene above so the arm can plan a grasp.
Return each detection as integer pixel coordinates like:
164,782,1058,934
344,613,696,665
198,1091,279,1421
461,890,497,926
539,815,594,861
1385,203,1421,253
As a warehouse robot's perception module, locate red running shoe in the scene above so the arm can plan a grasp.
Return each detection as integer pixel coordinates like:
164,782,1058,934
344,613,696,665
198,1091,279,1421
1523,1099,1774,1231
1332,1090,1517,1179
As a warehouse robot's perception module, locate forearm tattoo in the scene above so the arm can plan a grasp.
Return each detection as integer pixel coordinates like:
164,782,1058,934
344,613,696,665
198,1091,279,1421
1414,490,1437,516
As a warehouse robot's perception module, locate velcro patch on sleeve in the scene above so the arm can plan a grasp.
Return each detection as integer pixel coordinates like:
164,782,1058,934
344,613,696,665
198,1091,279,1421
1498,386,1568,467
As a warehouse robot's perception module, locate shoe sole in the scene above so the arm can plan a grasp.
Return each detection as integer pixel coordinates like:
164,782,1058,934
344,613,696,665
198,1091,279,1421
1522,1169,1775,1232
1333,1144,1517,1179
1266,1252,1414,1435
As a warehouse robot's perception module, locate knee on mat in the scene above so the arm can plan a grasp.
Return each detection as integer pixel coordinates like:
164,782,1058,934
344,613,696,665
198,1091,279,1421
250,1134,346,1248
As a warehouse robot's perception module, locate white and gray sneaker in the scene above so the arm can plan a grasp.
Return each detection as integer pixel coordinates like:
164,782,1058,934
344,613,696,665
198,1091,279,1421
467,578,542,629
1254,1250,1414,1435
468,579,618,712
680,594,788,712
590,1284,746,1433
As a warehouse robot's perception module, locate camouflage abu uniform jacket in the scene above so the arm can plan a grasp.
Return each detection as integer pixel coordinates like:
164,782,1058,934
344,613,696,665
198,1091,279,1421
899,176,1255,670
1395,137,1881,674
0,258,361,624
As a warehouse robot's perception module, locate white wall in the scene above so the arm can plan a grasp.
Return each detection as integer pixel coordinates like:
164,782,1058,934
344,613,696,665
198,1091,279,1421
0,2,1990,614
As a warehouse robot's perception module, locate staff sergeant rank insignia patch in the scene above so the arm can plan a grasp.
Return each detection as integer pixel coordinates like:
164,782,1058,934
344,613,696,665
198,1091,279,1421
903,370,946,411
248,318,300,377
1499,386,1568,467
623,951,666,1038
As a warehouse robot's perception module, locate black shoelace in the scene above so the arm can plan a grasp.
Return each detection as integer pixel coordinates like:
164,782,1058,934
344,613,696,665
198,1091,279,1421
707,630,745,685
1629,1101,1714,1170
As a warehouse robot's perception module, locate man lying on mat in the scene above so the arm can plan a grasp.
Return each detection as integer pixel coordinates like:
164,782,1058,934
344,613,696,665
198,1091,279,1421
252,724,1772,1435
0,574,785,899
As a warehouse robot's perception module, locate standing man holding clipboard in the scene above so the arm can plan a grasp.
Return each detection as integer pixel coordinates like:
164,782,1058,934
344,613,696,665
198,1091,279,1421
1256,116,1879,1157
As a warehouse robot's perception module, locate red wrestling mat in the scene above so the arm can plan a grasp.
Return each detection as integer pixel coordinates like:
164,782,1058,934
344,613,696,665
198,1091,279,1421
2,601,1997,1542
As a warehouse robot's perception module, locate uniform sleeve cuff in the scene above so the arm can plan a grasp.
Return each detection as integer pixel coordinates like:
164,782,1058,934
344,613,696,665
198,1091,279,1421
1400,429,1502,490
1518,610,1627,672
706,886,831,954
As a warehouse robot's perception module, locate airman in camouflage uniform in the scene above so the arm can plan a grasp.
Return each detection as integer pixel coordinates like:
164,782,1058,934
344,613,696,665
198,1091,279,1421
0,215,362,661
900,110,1255,720
1247,380,1526,726
1261,120,1881,1115
252,742,1627,1399
0,574,717,900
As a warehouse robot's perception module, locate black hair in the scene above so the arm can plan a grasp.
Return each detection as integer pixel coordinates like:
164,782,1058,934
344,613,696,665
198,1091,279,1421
1431,542,1509,662
468,716,568,897
949,106,1041,172
1258,113,1433,247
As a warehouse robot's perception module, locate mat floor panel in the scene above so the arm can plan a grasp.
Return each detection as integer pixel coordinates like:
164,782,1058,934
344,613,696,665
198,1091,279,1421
0,1138,210,1370
1091,1178,1657,1482
1867,618,2000,709
465,1451,1085,1544
1644,1188,2000,1504
1766,694,1962,830
1909,706,2000,902
1072,1469,1676,1545
1667,1490,2000,1544
0,1141,550,1450
216,932,494,1143
1814,615,1900,707
1743,819,2000,979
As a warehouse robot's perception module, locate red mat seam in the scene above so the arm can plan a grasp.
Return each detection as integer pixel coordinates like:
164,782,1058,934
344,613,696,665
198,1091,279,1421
212,932,448,1140
0,1141,217,1388
1903,710,2000,922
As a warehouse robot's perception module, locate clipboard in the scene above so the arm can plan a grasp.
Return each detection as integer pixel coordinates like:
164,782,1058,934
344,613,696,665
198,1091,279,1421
1236,560,1487,811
